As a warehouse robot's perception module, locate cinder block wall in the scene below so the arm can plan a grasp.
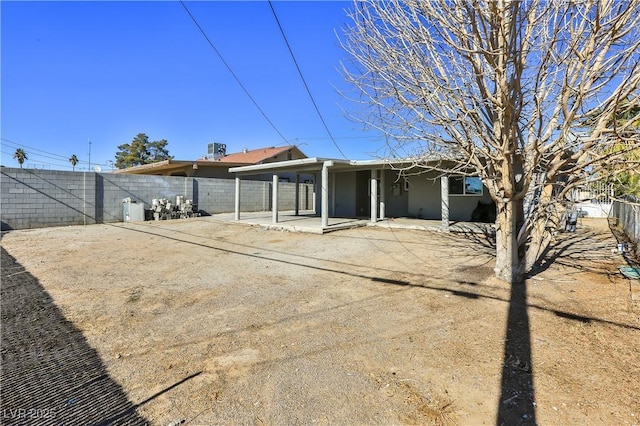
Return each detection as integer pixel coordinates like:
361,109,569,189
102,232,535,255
1,168,96,230
1,167,313,230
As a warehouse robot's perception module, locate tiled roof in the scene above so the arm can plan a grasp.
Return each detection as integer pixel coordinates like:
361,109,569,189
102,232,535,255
217,146,296,164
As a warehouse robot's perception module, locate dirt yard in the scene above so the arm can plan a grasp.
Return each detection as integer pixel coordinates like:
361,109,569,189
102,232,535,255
1,217,639,425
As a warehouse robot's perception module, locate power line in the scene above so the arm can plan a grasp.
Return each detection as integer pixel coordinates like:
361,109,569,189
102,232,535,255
0,149,75,169
2,138,76,162
268,1,348,160
1,138,110,167
289,135,383,141
179,0,289,144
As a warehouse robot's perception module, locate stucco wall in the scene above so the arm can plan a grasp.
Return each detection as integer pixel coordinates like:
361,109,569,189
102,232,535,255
383,169,409,218
334,171,357,217
405,173,493,221
449,192,494,222
407,175,442,219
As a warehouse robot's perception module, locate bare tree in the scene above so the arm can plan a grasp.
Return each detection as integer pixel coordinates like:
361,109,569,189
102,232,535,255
342,0,640,283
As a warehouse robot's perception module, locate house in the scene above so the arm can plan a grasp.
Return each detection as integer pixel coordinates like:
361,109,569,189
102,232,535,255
230,157,495,230
113,145,308,181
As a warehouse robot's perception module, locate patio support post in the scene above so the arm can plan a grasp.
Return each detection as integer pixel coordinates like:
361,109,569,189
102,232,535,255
370,169,378,223
379,169,385,220
321,161,332,229
295,173,300,216
272,174,279,224
234,176,241,221
441,175,450,231
331,171,336,217
314,173,319,215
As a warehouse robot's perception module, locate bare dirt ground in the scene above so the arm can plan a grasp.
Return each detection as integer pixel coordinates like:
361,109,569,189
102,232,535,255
1,217,639,425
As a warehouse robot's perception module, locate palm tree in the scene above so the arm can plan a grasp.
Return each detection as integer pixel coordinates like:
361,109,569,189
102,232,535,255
13,148,27,168
69,154,79,171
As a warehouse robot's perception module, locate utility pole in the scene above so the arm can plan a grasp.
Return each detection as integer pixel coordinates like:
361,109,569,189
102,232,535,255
88,138,92,171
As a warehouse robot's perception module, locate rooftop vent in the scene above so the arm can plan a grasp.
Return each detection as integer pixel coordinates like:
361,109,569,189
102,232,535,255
208,143,226,160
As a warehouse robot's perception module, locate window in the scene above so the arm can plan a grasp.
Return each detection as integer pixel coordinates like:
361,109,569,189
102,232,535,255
449,176,464,194
449,176,483,196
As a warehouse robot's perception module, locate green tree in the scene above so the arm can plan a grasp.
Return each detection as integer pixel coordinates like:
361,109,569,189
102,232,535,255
69,154,79,171
114,133,172,169
596,99,640,197
13,148,27,168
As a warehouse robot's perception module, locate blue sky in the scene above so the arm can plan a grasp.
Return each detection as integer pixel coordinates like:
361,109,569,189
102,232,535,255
1,1,384,171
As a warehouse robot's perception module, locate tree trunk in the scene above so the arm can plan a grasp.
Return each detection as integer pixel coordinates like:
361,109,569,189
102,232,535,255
524,201,563,273
524,221,552,273
522,183,561,273
495,200,522,283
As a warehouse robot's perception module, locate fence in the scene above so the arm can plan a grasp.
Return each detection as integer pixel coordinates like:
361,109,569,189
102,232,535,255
610,196,640,247
571,181,614,218
575,181,614,204
1,167,314,231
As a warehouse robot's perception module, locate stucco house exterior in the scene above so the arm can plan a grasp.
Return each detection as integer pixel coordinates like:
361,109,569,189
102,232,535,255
230,157,494,231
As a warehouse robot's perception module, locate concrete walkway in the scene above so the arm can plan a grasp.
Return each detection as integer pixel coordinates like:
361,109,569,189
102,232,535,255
206,210,495,235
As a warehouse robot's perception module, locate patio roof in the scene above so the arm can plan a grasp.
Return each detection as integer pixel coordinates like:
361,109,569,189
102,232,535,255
229,158,348,175
230,156,452,233
229,157,419,176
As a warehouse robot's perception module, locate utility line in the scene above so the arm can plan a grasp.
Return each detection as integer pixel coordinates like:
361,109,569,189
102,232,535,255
289,135,382,141
0,149,74,169
179,1,289,144
1,138,109,167
2,138,77,162
268,0,349,160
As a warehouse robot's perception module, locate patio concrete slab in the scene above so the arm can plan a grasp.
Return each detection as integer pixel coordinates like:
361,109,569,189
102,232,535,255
207,210,367,234
372,217,496,234
207,210,495,235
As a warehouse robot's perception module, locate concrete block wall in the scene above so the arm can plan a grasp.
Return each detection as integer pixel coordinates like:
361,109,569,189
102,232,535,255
1,167,313,230
1,168,97,230
276,181,314,212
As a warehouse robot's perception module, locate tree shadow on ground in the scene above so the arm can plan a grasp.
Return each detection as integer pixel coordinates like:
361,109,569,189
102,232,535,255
0,247,148,425
497,279,536,425
104,222,636,424
528,228,614,277
608,218,640,267
445,228,535,424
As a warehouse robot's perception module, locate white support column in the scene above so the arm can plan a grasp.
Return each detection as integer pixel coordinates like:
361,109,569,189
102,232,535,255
370,169,378,223
331,172,336,217
379,169,386,220
321,161,332,229
441,175,450,231
234,176,241,221
313,174,319,215
272,174,279,224
294,174,300,216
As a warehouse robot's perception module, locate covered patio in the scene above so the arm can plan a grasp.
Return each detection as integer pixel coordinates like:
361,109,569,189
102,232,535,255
229,158,454,233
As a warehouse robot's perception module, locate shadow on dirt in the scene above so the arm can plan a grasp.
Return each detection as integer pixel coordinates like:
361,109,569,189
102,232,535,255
107,221,636,425
497,280,536,425
0,247,148,425
529,225,620,277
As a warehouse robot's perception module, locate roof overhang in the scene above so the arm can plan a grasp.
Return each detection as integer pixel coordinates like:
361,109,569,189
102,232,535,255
230,158,349,176
113,159,252,174
112,160,188,174
229,157,430,176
